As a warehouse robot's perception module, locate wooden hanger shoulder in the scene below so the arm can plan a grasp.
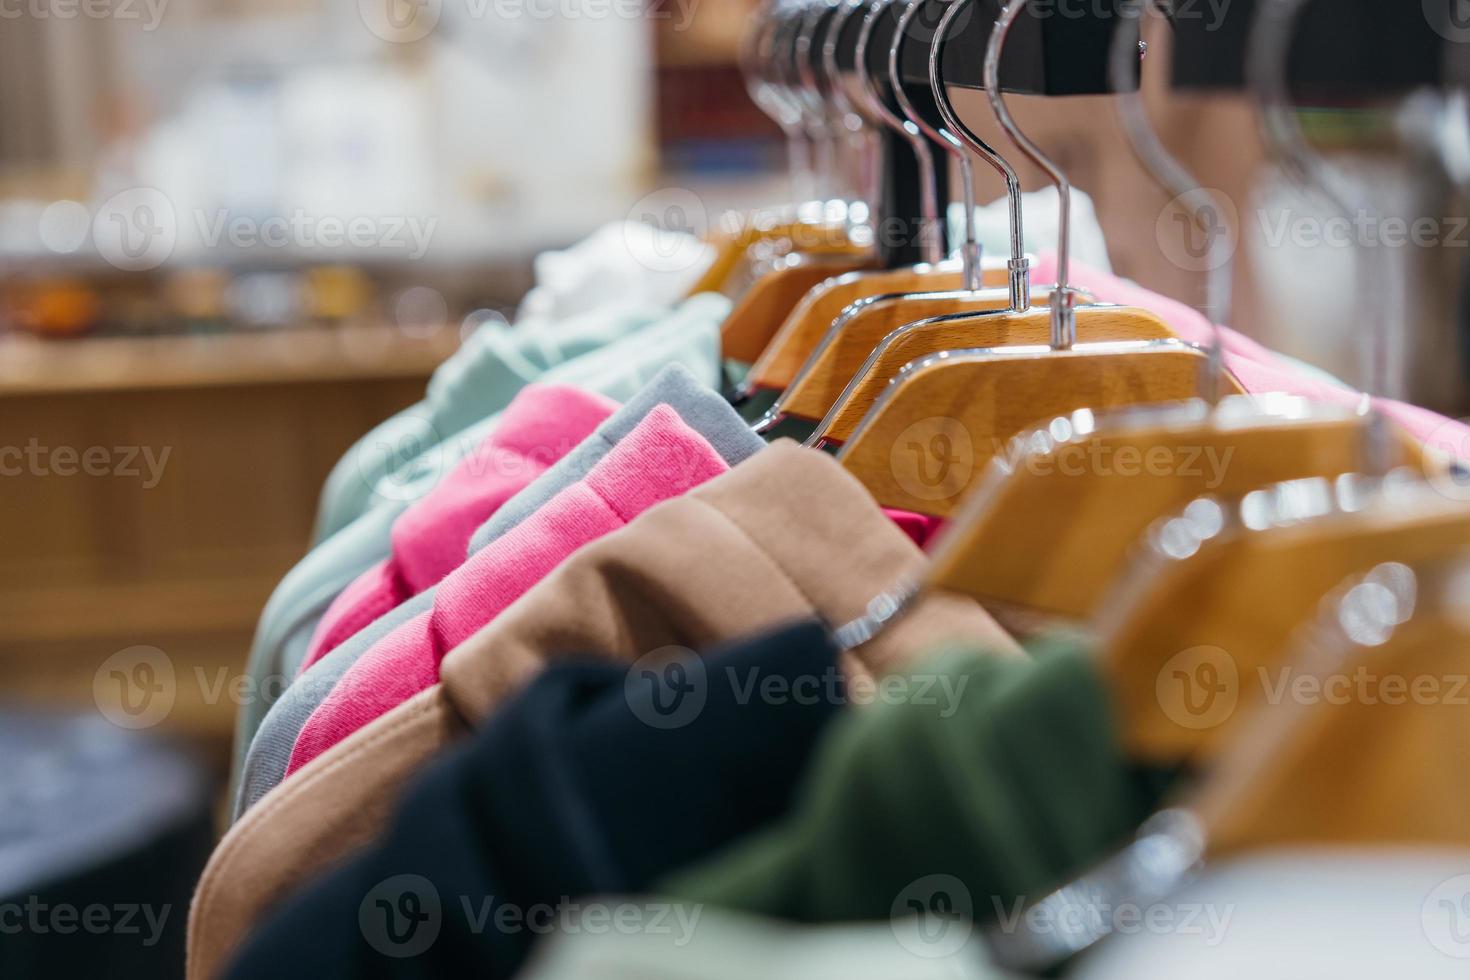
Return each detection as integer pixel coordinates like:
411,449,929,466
926,409,1426,621
835,309,1232,515
806,298,1180,440
1099,489,1470,768
720,254,878,365
1196,568,1470,856
690,218,856,297
745,263,1013,391
777,289,1024,421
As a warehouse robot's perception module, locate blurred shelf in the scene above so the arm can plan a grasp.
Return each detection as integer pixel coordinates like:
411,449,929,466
0,324,462,396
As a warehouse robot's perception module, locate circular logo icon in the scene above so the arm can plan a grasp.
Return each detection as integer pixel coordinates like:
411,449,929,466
625,647,708,730
394,286,449,339
360,874,442,957
1154,188,1239,274
93,645,175,730
38,200,92,254
360,413,444,505
1422,419,1470,502
898,0,974,48
93,187,177,271
359,0,441,42
1427,0,1470,43
890,874,975,959
889,417,975,503
1156,646,1239,731
1423,874,1470,958
624,188,711,274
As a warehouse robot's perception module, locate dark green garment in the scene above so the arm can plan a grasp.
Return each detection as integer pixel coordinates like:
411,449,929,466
659,643,1174,925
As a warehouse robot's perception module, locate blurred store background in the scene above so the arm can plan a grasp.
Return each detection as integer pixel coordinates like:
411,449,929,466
1,0,1468,794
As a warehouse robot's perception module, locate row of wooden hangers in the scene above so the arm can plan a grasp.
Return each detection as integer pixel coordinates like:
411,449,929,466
681,0,1470,957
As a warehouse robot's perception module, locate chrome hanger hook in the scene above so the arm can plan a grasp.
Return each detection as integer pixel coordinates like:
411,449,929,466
744,3,817,201
985,0,1080,348
892,0,975,278
857,0,944,262
823,0,871,135
825,0,882,219
930,0,1031,309
1110,0,1228,403
796,0,840,201
1249,0,1393,471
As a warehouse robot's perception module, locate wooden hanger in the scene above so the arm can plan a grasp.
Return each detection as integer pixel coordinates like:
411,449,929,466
739,260,1016,391
1195,553,1470,856
722,0,928,363
836,329,1235,514
744,0,1032,399
833,0,1235,514
790,0,1191,437
720,251,880,364
911,0,1423,621
794,289,1183,439
1088,0,1470,769
926,399,1428,620
697,3,874,320
1093,472,1470,768
691,216,861,298
741,0,1013,393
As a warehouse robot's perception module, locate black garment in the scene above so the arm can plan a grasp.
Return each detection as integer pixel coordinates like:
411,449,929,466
224,619,846,980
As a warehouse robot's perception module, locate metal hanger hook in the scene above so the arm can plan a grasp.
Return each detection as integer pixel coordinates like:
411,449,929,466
892,0,975,277
857,0,944,262
985,0,1080,348
1249,0,1393,471
1110,0,1228,403
930,0,1031,308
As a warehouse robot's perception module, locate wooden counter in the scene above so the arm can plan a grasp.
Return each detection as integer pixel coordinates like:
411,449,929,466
0,325,460,767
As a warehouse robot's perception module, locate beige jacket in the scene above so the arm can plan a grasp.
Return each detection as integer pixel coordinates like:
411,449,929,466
188,441,1019,979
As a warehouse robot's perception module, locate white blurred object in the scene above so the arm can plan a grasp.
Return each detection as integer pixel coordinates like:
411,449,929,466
1071,849,1470,978
951,186,1113,273
516,222,716,323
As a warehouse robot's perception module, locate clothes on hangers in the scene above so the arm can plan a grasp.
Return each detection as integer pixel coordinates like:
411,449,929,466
302,384,619,668
515,220,717,322
465,363,768,560
189,443,1014,980
235,363,769,818
222,622,849,980
953,186,1113,273
285,404,733,773
312,304,643,545
313,222,716,545
657,643,1175,924
228,295,729,797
